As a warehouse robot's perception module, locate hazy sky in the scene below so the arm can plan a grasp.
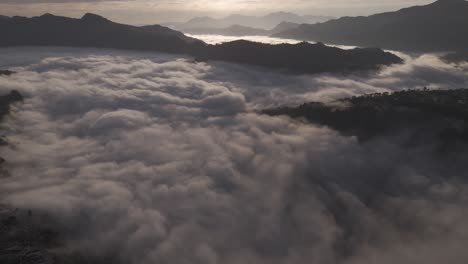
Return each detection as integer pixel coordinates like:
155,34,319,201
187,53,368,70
0,0,436,24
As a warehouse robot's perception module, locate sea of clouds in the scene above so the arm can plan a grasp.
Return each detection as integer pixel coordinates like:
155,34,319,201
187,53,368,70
1,46,468,264
186,34,358,49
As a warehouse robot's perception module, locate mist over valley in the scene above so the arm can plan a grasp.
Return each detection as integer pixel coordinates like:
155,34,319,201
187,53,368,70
1,1,468,263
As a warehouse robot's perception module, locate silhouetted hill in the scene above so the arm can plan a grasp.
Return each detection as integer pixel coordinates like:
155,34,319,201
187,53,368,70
0,13,205,54
0,13,402,74
275,0,468,52
196,40,402,74
270,22,301,35
182,25,269,36
175,12,333,30
182,22,300,36
264,89,468,142
0,70,15,76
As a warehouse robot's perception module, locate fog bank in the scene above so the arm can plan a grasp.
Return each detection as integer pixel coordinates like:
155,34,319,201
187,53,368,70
1,47,468,263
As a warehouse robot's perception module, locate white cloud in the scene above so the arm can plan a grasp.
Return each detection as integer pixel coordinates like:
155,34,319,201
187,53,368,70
1,47,468,263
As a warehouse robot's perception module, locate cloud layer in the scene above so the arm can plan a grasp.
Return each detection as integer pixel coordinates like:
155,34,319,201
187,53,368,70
1,47,468,263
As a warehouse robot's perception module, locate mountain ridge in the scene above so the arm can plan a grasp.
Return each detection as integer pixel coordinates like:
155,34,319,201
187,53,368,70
181,22,301,37
0,13,402,74
274,0,468,52
0,13,205,53
173,12,333,30
182,24,270,36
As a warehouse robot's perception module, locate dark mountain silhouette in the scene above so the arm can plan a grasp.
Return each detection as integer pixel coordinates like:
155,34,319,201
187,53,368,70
0,15,8,20
181,22,300,37
270,22,301,35
174,12,334,30
0,70,15,76
275,0,468,52
0,13,402,74
197,40,402,74
182,24,269,36
0,13,205,54
264,88,468,142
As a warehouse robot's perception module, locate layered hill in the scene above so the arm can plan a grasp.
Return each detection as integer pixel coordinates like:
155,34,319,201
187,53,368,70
181,22,300,37
0,13,402,74
173,12,333,30
275,0,468,52
182,25,270,36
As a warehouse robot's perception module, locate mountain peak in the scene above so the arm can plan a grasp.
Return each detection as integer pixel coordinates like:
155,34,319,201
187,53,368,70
81,13,109,22
40,13,57,18
37,13,66,20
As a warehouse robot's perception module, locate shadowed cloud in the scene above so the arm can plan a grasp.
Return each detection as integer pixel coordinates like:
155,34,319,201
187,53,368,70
0,47,468,264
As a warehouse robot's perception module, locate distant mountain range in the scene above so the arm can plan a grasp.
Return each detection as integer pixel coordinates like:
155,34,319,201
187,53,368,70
171,12,334,30
0,13,401,74
182,22,300,37
275,0,468,52
182,24,270,36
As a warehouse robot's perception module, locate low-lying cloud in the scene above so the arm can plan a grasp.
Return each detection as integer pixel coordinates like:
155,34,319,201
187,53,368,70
1,47,468,264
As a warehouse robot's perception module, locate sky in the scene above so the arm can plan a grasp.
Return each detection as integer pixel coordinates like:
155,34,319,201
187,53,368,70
0,0,436,25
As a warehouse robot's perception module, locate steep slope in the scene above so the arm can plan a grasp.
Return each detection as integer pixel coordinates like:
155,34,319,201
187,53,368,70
275,0,468,52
